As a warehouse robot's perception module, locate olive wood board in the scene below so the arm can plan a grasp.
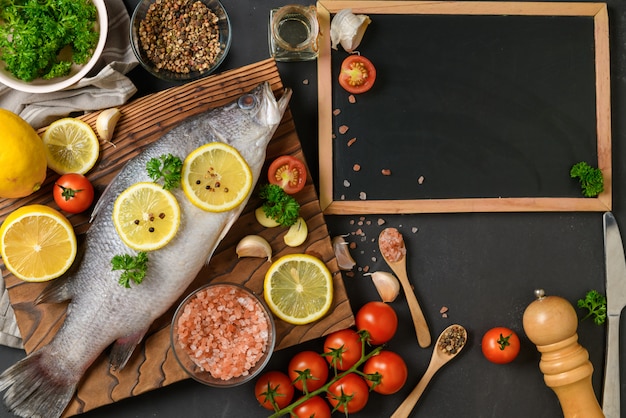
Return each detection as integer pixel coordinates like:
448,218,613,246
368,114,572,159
0,58,355,416
316,1,611,214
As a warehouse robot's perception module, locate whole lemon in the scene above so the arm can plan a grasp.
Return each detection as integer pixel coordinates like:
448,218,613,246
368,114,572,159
0,109,47,198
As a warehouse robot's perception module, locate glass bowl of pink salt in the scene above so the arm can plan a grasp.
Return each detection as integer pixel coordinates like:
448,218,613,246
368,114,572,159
171,282,275,387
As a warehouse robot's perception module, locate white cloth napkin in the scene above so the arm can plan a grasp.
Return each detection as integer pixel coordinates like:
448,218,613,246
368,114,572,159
0,0,139,348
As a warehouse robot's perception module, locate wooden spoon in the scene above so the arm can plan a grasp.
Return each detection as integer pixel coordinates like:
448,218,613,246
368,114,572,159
390,324,468,418
378,228,431,348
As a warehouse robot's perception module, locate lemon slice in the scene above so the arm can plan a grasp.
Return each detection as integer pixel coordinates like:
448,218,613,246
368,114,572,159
0,204,77,282
42,118,100,175
181,142,253,212
113,182,181,251
264,253,334,325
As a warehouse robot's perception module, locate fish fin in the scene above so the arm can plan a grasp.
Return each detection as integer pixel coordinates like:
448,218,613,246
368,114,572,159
0,349,79,418
35,275,73,305
206,211,242,264
109,330,147,370
89,173,120,222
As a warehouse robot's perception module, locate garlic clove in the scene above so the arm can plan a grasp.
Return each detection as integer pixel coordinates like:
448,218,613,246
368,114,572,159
236,235,272,261
96,108,122,143
332,235,356,270
284,217,308,247
255,206,280,228
330,9,371,52
365,271,400,302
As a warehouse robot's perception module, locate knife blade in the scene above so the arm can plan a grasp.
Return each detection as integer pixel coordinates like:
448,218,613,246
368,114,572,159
602,212,626,418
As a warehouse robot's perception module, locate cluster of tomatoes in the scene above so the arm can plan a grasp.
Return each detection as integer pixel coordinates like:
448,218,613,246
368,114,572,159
254,301,408,417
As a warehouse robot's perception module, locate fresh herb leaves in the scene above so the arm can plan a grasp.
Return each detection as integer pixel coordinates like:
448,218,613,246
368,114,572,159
259,184,300,227
146,154,183,190
570,161,604,198
0,0,99,81
577,289,607,325
111,252,149,288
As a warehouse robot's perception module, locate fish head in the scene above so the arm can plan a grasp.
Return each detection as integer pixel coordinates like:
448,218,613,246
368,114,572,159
238,82,292,128
209,82,292,152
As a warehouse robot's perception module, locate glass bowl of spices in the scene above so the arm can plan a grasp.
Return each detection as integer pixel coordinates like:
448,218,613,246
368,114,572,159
130,0,232,82
171,282,276,387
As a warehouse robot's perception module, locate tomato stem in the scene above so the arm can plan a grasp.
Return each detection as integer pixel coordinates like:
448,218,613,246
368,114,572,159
497,333,512,350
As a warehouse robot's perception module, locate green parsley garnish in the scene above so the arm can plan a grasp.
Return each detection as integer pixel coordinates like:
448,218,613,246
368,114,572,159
570,161,604,198
146,154,183,190
577,289,607,326
0,0,100,82
111,252,149,288
259,184,300,227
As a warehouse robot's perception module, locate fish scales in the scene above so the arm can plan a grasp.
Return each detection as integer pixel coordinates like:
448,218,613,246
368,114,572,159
0,82,291,418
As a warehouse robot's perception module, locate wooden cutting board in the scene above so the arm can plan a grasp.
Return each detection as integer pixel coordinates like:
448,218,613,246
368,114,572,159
0,58,355,416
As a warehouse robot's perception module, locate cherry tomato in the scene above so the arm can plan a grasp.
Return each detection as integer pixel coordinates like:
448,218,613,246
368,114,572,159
291,395,331,418
53,173,95,214
338,55,377,94
288,350,329,393
268,155,307,194
355,301,398,345
326,373,369,414
481,327,521,364
363,350,408,395
254,371,295,411
323,329,362,371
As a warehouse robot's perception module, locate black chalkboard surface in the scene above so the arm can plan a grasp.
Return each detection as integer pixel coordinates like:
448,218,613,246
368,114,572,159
316,1,611,214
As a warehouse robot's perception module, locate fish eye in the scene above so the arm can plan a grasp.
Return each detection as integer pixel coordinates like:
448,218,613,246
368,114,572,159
238,94,257,110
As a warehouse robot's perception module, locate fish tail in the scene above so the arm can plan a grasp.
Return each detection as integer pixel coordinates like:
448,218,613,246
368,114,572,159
0,349,78,418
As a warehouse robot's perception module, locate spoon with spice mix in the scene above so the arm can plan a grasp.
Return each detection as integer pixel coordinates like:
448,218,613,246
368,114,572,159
378,227,431,347
390,324,468,418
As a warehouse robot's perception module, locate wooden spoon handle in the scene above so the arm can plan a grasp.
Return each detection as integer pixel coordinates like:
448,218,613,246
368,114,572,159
390,365,436,418
392,262,431,347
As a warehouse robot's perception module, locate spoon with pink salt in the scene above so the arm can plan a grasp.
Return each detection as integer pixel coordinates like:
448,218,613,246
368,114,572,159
378,227,431,348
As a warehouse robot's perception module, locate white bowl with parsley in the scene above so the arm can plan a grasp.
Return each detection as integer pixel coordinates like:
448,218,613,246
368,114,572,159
0,0,108,93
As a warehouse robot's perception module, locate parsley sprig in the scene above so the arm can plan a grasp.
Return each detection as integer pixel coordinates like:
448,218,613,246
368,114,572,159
146,154,183,191
0,0,99,81
111,252,149,288
577,289,607,325
570,161,604,198
259,184,300,227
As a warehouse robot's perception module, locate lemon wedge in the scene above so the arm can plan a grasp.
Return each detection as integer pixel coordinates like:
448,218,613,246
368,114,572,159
181,142,253,212
42,117,100,175
0,205,77,282
112,182,181,251
264,253,334,325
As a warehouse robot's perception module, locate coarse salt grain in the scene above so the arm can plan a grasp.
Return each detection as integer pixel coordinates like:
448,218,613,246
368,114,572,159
176,285,270,380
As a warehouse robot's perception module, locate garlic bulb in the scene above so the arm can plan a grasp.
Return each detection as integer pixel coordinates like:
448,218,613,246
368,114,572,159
332,235,356,270
365,271,400,302
330,9,371,52
236,235,272,261
96,108,122,143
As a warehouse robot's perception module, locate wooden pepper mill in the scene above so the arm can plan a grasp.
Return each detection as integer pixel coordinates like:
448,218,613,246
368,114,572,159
522,289,604,418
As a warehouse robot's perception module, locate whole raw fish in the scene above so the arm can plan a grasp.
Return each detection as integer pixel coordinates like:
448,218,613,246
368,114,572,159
0,82,291,418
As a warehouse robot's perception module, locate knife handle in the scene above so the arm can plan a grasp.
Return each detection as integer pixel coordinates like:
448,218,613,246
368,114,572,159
602,314,620,418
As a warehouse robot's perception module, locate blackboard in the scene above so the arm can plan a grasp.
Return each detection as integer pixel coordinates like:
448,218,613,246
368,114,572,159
316,1,611,214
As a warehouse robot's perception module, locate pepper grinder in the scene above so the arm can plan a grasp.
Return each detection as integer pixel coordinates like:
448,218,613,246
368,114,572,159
522,289,604,418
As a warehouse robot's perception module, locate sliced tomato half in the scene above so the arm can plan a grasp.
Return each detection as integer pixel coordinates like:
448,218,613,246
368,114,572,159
338,55,376,94
268,155,307,194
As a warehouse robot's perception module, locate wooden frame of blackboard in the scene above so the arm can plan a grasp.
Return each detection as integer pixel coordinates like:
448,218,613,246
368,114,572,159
316,1,611,214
